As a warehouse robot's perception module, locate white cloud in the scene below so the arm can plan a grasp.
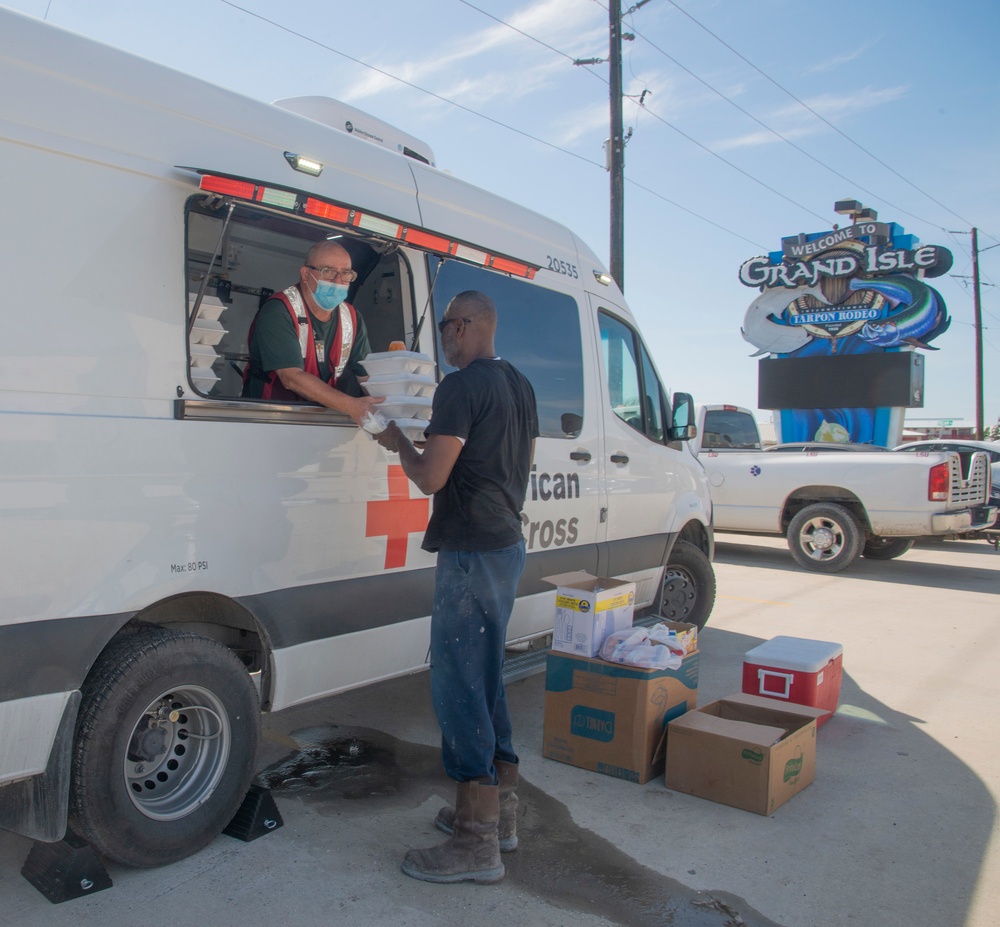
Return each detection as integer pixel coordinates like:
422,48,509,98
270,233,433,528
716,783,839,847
712,85,909,151
773,85,909,121
340,0,606,108
550,100,610,148
806,40,881,75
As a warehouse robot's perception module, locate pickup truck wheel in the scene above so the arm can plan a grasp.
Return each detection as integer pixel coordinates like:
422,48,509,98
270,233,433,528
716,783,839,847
69,627,260,868
862,536,915,560
787,503,862,573
657,540,716,630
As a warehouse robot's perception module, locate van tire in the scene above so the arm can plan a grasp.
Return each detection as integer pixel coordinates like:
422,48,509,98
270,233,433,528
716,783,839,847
862,536,915,560
69,627,260,868
657,540,716,630
787,503,862,573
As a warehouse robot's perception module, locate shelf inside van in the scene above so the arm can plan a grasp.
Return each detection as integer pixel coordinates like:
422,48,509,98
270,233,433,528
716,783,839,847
191,295,227,322
190,366,220,391
190,319,227,346
189,344,219,367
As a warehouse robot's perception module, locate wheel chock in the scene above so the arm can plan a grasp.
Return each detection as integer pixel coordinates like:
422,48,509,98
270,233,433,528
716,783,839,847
223,784,284,842
21,832,113,903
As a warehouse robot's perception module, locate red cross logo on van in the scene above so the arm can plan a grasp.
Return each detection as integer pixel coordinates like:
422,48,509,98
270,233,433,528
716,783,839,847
366,465,429,569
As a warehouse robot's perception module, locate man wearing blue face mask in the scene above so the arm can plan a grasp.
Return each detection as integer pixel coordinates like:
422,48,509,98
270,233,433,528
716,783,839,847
242,240,383,425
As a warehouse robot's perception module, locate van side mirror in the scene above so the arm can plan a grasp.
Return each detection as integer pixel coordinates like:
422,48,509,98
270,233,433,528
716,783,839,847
668,391,697,442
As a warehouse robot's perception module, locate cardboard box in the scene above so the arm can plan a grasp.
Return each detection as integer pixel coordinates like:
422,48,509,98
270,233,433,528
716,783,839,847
665,693,827,815
543,571,636,657
542,649,699,784
742,636,843,727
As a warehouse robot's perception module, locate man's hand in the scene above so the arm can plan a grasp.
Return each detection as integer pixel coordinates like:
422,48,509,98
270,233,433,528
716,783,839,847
349,394,386,428
374,420,404,453
274,367,383,426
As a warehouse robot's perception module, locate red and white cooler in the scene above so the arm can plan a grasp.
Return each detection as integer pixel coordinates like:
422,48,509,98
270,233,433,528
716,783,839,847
742,636,843,727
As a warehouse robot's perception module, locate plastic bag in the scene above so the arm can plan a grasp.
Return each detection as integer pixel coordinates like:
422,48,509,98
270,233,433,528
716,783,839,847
599,623,686,670
360,410,388,435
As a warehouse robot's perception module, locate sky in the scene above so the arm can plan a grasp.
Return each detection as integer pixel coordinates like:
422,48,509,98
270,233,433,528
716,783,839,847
5,0,998,429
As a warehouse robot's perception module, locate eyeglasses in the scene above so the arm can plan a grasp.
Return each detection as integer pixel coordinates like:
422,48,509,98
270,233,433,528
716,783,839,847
437,317,471,334
305,264,358,283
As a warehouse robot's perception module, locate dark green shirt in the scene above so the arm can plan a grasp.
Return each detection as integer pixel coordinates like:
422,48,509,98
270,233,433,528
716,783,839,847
243,289,371,399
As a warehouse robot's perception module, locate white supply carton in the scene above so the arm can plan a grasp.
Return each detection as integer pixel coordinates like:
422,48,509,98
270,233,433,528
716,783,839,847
542,571,636,657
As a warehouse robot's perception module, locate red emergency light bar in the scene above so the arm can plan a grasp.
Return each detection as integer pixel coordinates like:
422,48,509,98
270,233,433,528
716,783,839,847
197,172,538,280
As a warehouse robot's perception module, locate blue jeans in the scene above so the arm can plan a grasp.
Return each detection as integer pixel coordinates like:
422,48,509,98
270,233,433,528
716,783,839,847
430,541,526,784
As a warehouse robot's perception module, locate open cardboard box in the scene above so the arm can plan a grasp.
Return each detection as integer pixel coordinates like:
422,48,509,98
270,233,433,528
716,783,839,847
665,692,828,815
543,649,699,784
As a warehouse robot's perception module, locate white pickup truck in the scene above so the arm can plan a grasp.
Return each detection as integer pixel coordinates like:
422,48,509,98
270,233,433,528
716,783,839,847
692,405,996,572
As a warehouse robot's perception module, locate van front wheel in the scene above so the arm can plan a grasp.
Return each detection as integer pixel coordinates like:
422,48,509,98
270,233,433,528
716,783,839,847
657,540,716,630
69,627,260,868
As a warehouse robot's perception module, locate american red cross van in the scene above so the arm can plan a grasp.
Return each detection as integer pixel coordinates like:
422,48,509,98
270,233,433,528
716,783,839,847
0,9,713,868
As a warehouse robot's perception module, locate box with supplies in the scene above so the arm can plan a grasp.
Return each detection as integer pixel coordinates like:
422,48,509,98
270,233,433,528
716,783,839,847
543,571,636,658
542,647,699,784
665,692,828,815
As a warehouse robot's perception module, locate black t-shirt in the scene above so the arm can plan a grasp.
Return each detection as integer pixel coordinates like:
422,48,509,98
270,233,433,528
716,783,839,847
422,358,539,553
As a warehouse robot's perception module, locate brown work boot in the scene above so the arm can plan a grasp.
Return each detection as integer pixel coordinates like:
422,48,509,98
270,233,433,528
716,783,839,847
434,759,519,851
402,781,504,884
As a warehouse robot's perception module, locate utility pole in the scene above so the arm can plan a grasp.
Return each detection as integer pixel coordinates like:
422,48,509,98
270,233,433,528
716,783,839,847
971,227,984,440
576,0,649,291
608,0,625,292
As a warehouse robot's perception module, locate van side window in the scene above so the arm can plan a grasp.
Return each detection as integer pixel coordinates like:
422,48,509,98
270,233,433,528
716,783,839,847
185,198,416,404
598,311,668,444
702,408,761,449
428,258,584,439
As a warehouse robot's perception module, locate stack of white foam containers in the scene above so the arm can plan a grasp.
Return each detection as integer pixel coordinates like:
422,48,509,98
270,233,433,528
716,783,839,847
188,295,229,394
362,350,436,441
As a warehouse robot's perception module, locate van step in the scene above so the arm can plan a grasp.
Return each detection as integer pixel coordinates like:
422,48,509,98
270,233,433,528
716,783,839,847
502,614,662,684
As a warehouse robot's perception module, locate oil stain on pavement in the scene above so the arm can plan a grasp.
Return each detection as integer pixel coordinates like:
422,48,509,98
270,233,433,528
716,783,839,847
257,725,785,927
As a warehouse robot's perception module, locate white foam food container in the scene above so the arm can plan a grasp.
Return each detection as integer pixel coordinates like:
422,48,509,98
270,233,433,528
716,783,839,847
190,319,227,346
362,351,436,377
376,395,433,421
189,343,219,367
363,372,436,398
391,418,431,443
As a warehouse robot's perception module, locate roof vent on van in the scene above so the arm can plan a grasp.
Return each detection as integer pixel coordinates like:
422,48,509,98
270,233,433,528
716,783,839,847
274,96,436,167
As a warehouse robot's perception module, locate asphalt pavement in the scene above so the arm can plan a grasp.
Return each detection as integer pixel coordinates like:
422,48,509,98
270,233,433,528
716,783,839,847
1,534,998,927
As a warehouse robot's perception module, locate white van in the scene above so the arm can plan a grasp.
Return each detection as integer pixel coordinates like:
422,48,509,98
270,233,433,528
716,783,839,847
0,9,713,868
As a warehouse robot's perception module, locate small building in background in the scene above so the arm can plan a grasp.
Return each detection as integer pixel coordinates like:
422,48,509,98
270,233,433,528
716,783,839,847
900,417,978,441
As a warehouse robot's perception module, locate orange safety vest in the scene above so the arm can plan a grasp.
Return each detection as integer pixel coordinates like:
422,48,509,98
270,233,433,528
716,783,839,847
245,286,356,401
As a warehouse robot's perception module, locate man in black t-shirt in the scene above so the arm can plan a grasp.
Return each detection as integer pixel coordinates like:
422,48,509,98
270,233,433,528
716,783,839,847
375,290,538,885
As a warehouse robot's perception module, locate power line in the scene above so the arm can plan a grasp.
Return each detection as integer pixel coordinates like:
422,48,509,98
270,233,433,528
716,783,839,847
630,102,831,225
624,176,766,249
454,0,830,225
218,0,761,248
457,0,960,236
622,18,946,232
662,0,999,243
220,0,602,169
